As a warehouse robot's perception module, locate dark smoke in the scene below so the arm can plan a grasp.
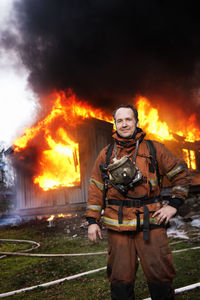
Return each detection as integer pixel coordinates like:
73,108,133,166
9,1,200,115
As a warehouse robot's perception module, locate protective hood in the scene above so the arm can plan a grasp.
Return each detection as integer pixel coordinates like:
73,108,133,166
113,127,146,148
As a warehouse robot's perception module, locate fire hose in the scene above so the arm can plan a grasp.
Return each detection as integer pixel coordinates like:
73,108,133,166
0,239,199,298
1,238,199,257
0,239,40,259
143,282,200,300
0,238,106,258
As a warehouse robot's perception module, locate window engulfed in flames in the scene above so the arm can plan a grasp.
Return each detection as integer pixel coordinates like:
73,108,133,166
182,149,196,170
13,90,113,191
33,129,80,190
13,90,200,191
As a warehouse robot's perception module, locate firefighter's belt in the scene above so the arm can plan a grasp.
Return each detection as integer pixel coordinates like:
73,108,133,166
106,197,162,241
106,197,161,208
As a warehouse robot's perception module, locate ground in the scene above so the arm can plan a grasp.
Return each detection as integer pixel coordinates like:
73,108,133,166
0,210,200,299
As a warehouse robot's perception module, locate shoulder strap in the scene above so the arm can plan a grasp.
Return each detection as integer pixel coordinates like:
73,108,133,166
145,140,161,187
99,143,114,178
99,143,114,209
105,143,114,166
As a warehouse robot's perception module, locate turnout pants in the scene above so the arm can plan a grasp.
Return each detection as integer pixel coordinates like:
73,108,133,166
107,228,175,300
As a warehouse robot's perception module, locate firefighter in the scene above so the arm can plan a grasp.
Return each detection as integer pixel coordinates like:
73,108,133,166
86,104,191,300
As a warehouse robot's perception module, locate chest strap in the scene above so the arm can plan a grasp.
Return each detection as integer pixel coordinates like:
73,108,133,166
106,196,162,241
106,197,161,208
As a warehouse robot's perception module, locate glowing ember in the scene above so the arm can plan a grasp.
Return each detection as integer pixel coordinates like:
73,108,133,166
47,215,55,227
58,213,72,218
47,215,55,221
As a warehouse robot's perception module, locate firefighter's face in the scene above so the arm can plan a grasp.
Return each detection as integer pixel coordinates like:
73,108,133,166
115,108,138,138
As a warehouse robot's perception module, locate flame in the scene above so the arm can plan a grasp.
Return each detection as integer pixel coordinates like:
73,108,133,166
33,129,80,190
136,96,200,170
136,97,173,141
47,213,72,221
136,96,200,143
58,213,72,218
47,215,55,221
14,96,65,151
13,90,112,191
190,151,197,170
182,149,196,170
14,90,113,152
13,91,200,190
183,114,200,142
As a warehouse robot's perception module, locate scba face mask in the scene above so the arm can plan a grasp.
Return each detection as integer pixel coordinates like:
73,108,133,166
107,155,142,187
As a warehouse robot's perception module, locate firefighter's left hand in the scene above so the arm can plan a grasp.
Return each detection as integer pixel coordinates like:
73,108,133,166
152,205,177,225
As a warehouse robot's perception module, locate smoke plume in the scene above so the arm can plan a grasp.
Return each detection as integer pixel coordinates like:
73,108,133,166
6,1,200,117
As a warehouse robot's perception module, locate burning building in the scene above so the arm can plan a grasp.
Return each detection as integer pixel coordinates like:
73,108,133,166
10,90,113,217
8,90,200,218
1,1,200,222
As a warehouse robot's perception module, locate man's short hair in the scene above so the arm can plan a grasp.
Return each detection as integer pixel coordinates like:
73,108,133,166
113,104,139,123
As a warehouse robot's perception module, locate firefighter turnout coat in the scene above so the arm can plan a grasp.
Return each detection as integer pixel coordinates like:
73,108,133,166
86,130,191,232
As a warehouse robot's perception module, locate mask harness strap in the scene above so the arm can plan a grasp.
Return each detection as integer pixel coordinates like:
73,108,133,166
99,143,115,209
114,143,118,159
134,139,139,161
115,139,155,241
117,139,140,225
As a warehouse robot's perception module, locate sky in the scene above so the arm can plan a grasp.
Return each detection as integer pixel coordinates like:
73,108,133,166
0,0,38,147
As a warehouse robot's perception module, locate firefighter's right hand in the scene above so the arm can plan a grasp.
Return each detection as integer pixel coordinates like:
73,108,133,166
88,224,103,243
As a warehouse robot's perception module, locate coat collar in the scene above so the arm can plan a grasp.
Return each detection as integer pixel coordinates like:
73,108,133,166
112,127,146,147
